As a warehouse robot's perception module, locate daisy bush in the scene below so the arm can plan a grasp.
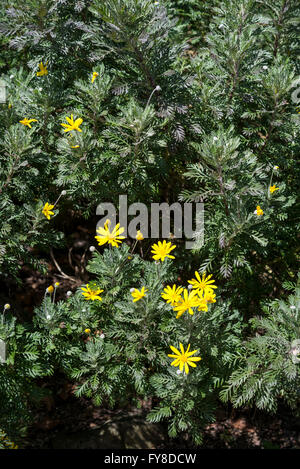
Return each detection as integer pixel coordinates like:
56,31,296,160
28,226,244,444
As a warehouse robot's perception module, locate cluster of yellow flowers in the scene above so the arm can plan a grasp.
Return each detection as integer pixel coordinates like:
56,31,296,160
76,221,214,375
20,61,98,133
162,272,217,319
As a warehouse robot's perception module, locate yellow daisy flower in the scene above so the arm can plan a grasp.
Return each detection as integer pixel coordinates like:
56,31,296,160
36,61,48,76
81,284,103,301
270,185,279,194
131,287,148,302
168,343,201,375
151,240,176,262
173,289,200,319
255,205,264,216
188,271,217,296
61,114,83,133
95,220,125,248
19,118,38,128
46,286,54,294
91,72,99,83
161,285,183,306
42,202,55,220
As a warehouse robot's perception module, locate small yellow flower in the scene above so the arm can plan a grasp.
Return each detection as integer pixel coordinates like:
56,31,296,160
131,287,148,302
270,185,279,194
81,284,103,301
4,304,10,310
42,202,55,220
71,145,80,149
173,289,200,319
84,328,91,334
188,271,217,296
161,285,183,306
91,72,99,83
274,166,279,170
151,240,176,262
36,61,48,77
54,282,60,287
168,343,201,375
255,205,264,216
19,118,38,128
95,220,125,248
47,286,54,294
136,230,144,241
128,255,133,260
61,114,83,133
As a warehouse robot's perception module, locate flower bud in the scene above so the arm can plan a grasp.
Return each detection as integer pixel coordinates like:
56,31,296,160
130,288,135,293
66,291,72,297
89,246,96,252
136,230,144,241
61,190,67,196
4,304,10,310
47,286,54,294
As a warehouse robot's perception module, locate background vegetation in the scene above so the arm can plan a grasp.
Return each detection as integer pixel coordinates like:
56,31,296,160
0,0,299,448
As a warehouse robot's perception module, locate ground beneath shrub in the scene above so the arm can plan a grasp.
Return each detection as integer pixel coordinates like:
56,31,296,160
22,385,300,449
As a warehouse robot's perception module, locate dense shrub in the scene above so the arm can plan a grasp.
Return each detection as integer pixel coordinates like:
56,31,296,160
0,0,299,447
